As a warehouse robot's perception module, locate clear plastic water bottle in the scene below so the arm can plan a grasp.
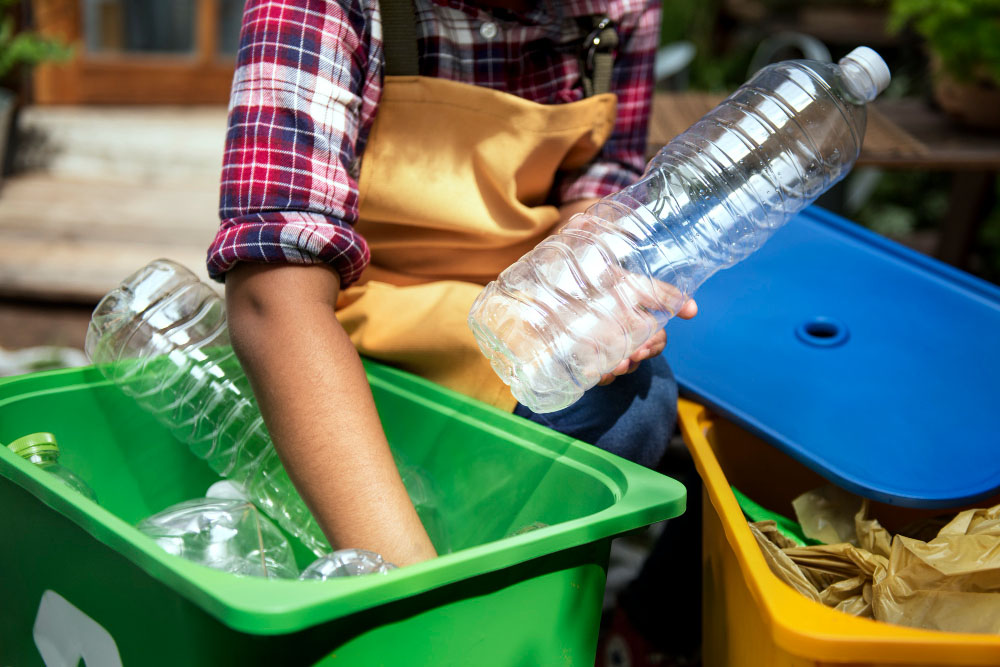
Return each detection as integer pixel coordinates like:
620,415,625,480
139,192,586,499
469,47,891,413
137,498,299,579
7,432,98,502
85,259,331,556
299,548,396,580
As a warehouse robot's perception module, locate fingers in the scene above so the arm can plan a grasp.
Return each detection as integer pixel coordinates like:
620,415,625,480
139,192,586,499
598,330,664,386
598,362,638,385
677,298,698,320
641,328,667,357
596,302,696,388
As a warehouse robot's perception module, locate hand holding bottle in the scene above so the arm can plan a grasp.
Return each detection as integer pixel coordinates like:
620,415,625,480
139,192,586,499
597,298,698,386
470,47,891,413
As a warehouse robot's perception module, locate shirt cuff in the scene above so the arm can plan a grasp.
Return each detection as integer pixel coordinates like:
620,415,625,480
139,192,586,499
207,212,370,288
558,160,645,204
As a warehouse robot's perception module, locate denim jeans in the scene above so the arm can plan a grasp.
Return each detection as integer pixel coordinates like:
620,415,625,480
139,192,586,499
512,353,679,469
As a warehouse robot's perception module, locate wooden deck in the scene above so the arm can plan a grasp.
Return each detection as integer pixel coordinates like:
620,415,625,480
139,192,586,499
646,92,933,165
0,105,227,304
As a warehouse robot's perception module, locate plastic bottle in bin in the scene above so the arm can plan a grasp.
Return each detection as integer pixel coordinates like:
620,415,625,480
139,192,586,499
136,497,300,579
84,259,332,556
7,432,98,502
299,548,397,580
468,47,891,413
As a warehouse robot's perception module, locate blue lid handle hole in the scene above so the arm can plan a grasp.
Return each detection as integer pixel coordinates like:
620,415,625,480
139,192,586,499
795,317,849,347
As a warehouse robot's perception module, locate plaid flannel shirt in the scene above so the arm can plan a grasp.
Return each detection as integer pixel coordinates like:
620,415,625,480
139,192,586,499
208,0,661,286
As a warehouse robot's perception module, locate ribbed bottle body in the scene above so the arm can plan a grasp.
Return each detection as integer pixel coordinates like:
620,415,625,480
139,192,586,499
86,260,330,556
470,59,872,413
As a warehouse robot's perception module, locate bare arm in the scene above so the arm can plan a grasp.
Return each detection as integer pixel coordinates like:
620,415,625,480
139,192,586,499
225,263,436,567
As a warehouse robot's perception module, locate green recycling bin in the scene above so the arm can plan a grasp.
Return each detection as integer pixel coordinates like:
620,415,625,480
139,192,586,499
0,360,685,666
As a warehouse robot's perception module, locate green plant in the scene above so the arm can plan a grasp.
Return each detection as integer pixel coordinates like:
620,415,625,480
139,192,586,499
0,0,71,82
660,0,758,93
888,0,1000,87
973,175,1000,285
850,170,949,239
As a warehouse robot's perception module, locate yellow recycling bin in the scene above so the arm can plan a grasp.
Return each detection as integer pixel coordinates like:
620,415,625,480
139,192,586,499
677,398,1000,667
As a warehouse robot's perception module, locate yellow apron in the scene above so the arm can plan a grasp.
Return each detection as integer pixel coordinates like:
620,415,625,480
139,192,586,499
337,75,616,411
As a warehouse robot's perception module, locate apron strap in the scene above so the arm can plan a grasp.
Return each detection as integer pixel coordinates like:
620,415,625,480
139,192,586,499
579,15,618,97
381,0,420,76
380,0,618,97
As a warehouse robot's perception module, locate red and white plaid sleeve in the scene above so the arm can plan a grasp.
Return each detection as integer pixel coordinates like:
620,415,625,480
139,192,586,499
207,0,381,287
557,0,661,203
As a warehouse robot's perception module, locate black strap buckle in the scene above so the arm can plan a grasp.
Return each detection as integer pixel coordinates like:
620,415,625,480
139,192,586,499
583,16,617,74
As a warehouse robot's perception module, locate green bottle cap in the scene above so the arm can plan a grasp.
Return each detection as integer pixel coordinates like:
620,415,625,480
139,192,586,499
7,432,59,458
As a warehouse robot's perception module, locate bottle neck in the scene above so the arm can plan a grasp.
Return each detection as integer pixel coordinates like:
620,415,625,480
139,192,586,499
838,59,880,104
21,450,59,466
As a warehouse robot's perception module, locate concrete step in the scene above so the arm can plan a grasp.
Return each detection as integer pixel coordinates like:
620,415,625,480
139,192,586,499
0,173,220,303
1,105,229,302
16,105,229,185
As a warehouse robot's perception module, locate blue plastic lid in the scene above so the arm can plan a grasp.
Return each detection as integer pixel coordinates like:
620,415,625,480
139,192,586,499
664,207,1000,508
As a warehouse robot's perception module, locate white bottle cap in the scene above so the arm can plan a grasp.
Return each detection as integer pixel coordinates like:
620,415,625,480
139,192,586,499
840,46,891,97
206,480,249,501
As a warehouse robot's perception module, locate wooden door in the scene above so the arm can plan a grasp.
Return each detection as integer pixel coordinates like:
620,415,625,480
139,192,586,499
31,0,243,104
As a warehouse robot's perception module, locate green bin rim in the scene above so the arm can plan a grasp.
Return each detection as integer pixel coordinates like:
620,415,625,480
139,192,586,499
0,361,686,635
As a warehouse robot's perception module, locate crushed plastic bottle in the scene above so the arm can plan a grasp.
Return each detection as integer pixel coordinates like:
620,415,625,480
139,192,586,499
136,498,299,579
299,549,396,580
469,47,891,413
7,432,98,502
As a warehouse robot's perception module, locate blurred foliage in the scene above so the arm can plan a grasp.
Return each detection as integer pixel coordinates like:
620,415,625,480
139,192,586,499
974,176,1000,283
888,0,1000,87
660,0,756,92
850,171,949,238
0,0,71,83
762,0,885,6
